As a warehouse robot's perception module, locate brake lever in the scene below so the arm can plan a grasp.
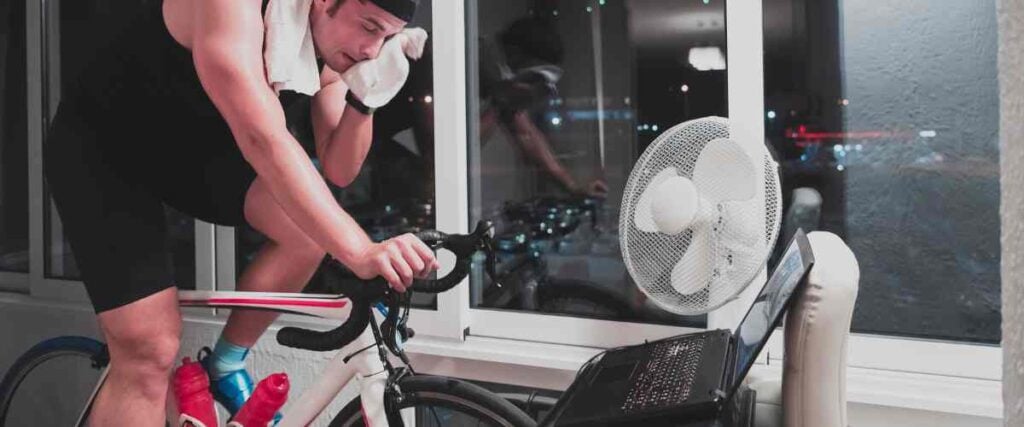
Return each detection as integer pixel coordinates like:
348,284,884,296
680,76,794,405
471,220,503,288
483,237,502,288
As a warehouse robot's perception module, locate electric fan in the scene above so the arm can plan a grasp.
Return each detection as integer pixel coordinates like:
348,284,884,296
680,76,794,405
620,117,782,315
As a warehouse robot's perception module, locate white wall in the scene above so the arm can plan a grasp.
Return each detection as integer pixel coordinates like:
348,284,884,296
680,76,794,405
999,0,1024,424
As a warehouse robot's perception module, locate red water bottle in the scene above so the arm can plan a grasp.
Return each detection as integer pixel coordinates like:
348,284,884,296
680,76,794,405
228,373,289,427
172,357,219,427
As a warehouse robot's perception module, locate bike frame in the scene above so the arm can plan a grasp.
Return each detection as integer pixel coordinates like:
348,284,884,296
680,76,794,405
75,289,391,427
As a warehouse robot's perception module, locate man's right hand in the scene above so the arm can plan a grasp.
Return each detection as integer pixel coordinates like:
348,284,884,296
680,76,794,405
343,233,440,293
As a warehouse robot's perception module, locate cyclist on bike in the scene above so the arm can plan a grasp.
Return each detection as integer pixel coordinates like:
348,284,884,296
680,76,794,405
42,0,438,424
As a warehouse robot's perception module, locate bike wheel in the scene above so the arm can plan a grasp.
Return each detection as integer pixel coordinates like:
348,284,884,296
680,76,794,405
0,336,108,427
537,278,632,319
329,375,537,427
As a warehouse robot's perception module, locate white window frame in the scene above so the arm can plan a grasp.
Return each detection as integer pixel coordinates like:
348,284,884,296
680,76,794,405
6,0,1003,419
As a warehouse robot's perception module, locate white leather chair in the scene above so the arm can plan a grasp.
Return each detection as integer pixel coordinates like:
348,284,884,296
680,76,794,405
745,231,860,427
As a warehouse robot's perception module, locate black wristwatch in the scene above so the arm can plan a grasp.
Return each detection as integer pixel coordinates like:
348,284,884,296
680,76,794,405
346,91,376,115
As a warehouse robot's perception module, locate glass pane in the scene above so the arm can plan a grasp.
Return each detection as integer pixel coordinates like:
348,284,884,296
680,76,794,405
236,1,437,309
43,0,195,290
468,0,727,327
764,0,1000,343
0,0,28,273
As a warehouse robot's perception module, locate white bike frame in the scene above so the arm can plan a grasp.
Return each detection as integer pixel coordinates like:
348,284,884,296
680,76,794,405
75,290,393,427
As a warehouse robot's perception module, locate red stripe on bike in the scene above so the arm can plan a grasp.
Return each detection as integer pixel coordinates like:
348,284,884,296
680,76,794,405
181,298,348,308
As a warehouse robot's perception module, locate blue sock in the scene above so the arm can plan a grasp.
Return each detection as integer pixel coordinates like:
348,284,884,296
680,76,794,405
210,336,250,380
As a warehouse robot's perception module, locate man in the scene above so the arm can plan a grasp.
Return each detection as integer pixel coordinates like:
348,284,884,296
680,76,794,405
42,0,436,424
479,17,608,198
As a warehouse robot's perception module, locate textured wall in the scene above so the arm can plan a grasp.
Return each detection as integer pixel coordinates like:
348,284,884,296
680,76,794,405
999,0,1024,423
840,0,1001,342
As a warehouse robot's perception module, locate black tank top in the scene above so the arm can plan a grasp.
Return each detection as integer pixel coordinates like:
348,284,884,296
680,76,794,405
64,0,318,177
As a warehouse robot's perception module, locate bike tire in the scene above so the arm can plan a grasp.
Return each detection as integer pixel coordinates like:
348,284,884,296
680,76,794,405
0,336,108,426
329,375,537,427
537,278,633,319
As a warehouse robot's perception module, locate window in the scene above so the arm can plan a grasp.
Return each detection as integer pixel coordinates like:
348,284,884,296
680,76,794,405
233,1,437,308
0,0,28,275
467,0,727,328
42,0,196,289
763,0,1000,343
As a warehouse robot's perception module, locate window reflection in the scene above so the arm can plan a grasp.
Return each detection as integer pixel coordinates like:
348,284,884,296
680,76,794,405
468,0,727,327
0,0,28,273
764,0,1000,343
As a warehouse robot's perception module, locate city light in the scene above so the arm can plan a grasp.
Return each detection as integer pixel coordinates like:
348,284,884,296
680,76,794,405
767,110,776,119
688,47,726,71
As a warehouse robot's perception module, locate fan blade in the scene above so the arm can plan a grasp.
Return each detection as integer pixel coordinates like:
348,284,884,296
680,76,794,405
671,228,714,295
692,138,756,203
719,201,768,283
634,167,679,233
651,176,700,235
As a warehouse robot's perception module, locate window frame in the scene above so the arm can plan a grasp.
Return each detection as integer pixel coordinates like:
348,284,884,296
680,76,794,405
5,0,1004,420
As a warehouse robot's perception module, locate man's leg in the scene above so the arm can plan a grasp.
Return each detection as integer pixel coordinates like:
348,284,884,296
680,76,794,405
89,287,181,426
222,177,326,347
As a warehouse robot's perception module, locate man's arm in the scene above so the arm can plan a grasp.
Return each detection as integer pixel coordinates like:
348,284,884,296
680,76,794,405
505,110,609,197
310,67,374,187
191,0,371,263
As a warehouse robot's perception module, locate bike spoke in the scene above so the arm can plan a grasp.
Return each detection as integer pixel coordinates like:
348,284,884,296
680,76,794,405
428,405,445,426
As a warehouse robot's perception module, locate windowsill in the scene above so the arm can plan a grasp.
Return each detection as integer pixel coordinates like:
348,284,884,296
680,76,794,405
402,332,1003,419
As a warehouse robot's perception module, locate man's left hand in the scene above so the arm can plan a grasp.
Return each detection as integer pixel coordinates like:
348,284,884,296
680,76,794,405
342,28,428,109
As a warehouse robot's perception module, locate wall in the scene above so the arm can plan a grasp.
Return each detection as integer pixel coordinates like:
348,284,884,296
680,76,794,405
999,0,1024,424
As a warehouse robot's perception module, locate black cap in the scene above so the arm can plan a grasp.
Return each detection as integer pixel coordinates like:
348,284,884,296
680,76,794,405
369,0,418,22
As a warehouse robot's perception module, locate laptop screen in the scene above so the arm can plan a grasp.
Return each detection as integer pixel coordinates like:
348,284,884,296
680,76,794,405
729,230,815,394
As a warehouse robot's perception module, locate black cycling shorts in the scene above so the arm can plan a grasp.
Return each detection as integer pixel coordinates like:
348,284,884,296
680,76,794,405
43,101,257,313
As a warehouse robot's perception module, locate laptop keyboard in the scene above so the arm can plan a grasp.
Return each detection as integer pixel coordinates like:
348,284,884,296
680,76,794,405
621,335,706,413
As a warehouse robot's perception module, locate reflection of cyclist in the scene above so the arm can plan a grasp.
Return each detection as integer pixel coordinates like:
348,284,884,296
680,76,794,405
42,0,438,424
479,17,608,198
365,19,609,208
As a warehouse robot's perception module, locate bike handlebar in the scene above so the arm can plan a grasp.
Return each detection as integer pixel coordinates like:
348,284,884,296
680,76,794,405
277,221,496,352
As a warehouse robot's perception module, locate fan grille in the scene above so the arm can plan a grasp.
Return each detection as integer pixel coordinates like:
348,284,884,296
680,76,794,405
619,117,782,315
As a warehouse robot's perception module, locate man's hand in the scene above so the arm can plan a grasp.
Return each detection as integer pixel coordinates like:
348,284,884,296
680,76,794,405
344,233,440,292
572,178,609,198
341,28,428,109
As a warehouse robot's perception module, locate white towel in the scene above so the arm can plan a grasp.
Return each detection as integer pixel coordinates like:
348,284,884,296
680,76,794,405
263,0,321,96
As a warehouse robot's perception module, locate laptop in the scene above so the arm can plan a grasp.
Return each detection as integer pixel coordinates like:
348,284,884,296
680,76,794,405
541,230,815,426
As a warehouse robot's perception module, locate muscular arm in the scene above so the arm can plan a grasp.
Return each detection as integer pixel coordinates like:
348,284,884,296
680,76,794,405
506,110,579,192
191,0,371,263
311,67,374,187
